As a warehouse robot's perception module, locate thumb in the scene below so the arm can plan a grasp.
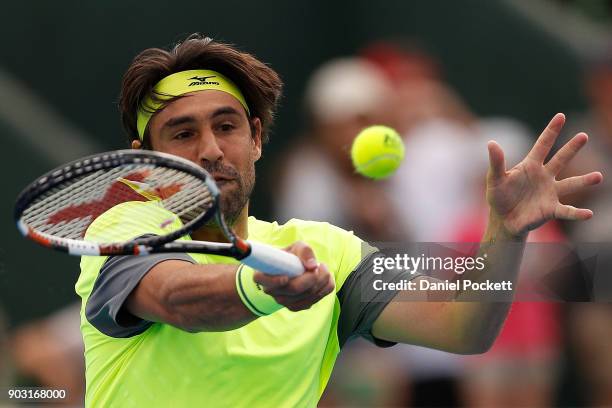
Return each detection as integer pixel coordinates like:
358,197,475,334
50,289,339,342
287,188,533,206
286,241,318,271
487,140,506,181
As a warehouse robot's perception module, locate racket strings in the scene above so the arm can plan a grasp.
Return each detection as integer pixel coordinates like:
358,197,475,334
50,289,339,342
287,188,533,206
23,167,130,231
19,164,214,241
149,167,214,223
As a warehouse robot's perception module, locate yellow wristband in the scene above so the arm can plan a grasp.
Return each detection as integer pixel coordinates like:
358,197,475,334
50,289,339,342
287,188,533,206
235,264,283,316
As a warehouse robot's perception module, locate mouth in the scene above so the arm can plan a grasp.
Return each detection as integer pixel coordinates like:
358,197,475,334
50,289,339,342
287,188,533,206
213,175,235,186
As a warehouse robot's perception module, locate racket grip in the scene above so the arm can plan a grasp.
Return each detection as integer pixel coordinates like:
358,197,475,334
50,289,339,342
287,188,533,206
242,240,305,277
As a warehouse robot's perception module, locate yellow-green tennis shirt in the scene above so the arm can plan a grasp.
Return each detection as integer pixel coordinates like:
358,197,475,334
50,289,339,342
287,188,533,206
76,208,406,407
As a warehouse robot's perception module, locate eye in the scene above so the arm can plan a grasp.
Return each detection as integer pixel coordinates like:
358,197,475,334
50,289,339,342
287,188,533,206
173,131,193,140
219,123,235,132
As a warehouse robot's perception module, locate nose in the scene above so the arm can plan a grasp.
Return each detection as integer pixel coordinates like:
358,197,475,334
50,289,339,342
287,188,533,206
197,129,224,164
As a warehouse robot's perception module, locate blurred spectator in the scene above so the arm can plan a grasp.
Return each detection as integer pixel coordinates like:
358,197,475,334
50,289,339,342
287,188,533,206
556,44,612,407
275,56,404,241
10,302,84,406
557,44,612,242
568,303,612,407
361,41,472,136
360,42,532,242
388,117,531,242
364,41,538,408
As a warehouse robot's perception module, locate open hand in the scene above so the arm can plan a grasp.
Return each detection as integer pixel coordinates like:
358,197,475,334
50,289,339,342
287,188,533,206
486,113,603,236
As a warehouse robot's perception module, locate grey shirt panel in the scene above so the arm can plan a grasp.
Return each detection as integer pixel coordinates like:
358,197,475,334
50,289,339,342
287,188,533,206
85,253,196,338
337,251,419,348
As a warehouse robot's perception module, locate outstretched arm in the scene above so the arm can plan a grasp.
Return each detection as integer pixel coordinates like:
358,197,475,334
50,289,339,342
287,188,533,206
124,242,334,333
371,113,603,354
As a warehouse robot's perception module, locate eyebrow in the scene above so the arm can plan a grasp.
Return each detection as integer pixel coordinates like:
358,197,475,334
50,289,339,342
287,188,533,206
160,115,197,130
210,106,243,119
160,107,243,131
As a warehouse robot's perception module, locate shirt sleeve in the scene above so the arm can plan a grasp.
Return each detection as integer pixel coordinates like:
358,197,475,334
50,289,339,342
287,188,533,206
85,253,195,338
336,251,420,348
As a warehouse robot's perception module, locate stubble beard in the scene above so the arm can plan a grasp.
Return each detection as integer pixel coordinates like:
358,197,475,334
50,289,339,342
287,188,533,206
203,161,255,228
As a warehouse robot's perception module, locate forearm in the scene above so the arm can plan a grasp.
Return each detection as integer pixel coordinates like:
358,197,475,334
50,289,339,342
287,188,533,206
372,213,526,354
126,261,257,332
451,212,526,351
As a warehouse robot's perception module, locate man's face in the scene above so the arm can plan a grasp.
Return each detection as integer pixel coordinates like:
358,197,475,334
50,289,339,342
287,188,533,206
145,91,262,225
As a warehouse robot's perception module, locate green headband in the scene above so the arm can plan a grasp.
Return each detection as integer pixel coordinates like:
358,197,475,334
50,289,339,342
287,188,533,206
136,69,250,140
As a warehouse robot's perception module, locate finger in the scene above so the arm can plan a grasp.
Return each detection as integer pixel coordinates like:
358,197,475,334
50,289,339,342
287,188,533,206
268,270,318,296
282,294,319,311
556,171,603,196
286,241,318,271
284,299,316,312
315,274,335,298
275,292,320,309
253,272,289,290
554,203,593,221
271,263,332,300
283,281,335,312
309,276,336,303
546,132,588,175
487,140,506,181
527,113,566,163
308,263,333,296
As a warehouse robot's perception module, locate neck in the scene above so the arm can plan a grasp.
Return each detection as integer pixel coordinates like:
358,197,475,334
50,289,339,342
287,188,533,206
191,204,250,242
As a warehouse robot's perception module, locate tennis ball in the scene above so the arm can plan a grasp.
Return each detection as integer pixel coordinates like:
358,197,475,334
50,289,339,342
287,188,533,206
351,125,404,179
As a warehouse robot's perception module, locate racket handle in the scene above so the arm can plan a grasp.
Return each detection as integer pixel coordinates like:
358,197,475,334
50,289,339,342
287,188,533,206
242,241,305,277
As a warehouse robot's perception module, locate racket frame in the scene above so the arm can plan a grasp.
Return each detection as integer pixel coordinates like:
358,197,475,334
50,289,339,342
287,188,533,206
15,149,304,276
14,149,234,256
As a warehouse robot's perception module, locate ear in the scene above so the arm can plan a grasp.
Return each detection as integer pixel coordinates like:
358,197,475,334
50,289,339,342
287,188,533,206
131,139,142,149
251,117,262,161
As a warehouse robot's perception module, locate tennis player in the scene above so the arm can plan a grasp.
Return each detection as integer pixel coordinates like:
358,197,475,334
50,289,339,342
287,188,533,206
76,34,602,407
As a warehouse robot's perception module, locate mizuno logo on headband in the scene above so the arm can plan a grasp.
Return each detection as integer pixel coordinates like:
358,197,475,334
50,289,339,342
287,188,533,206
188,75,219,85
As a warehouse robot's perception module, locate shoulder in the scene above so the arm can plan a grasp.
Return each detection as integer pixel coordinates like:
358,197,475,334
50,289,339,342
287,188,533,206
77,202,184,303
249,216,359,246
85,201,182,243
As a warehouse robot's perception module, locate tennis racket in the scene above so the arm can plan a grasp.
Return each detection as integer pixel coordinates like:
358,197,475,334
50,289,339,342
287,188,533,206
14,149,304,277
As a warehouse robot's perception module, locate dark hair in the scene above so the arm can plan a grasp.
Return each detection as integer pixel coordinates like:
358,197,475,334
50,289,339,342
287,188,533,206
119,34,283,146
